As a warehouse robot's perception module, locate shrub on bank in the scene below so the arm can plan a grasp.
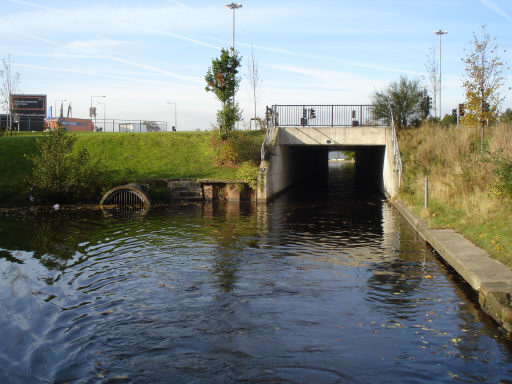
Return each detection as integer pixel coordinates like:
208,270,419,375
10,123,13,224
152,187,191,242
236,161,259,189
211,131,262,168
28,128,103,203
491,152,512,198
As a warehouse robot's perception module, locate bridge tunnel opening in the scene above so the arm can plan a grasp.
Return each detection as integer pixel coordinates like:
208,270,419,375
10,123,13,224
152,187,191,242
277,145,385,201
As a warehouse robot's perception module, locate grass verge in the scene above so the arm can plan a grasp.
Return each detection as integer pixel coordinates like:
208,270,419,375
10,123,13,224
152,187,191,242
398,122,512,268
0,130,264,205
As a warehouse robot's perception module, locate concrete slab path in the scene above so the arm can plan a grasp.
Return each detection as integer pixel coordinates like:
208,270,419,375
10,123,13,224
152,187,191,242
393,201,512,332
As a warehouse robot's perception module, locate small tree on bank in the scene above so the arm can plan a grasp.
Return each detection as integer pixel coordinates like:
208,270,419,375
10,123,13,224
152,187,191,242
0,55,21,134
205,48,242,137
461,26,507,150
247,45,261,128
425,47,439,118
28,127,99,202
371,76,426,130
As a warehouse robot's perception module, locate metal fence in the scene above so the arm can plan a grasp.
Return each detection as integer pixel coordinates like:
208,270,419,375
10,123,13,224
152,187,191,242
0,115,170,133
273,105,387,127
0,115,45,131
93,119,169,133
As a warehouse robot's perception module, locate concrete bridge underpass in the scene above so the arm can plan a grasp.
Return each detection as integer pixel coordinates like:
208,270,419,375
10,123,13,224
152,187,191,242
258,105,402,201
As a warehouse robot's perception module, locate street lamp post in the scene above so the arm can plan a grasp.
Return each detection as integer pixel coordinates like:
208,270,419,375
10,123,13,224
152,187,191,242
167,101,177,131
226,3,242,52
433,29,448,118
226,3,242,129
55,99,67,119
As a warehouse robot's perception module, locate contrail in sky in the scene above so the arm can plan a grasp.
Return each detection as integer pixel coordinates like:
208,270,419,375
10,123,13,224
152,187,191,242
125,24,220,50
6,0,55,11
0,25,202,83
17,63,189,86
478,0,512,21
165,0,199,13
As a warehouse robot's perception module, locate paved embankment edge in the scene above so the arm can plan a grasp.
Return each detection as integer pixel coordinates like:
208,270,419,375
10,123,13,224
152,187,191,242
392,200,512,333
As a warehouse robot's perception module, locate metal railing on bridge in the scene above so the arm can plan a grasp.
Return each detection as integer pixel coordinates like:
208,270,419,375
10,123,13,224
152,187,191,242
273,105,387,127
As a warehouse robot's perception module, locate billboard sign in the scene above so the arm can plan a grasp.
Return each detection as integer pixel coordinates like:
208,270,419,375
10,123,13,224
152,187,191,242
10,94,47,117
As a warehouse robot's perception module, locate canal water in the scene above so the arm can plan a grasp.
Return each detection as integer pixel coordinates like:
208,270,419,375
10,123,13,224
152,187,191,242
0,162,511,383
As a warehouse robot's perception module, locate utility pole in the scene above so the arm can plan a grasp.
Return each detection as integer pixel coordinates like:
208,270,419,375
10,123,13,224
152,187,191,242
433,30,448,118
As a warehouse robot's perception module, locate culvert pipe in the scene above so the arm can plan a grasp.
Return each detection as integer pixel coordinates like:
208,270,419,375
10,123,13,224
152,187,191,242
100,184,151,207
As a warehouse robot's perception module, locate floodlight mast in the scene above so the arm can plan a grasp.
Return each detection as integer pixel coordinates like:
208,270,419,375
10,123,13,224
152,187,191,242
225,3,242,129
226,3,242,51
433,30,448,118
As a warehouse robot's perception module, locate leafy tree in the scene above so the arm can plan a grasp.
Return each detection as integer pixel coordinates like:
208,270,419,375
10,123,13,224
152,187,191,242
461,26,507,149
205,48,242,136
371,76,425,130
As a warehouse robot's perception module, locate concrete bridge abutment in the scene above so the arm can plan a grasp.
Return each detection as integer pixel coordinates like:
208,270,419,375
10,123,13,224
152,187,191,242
258,125,400,201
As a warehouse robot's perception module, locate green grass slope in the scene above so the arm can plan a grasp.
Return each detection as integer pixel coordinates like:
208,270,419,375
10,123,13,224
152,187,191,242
0,131,264,204
398,123,512,267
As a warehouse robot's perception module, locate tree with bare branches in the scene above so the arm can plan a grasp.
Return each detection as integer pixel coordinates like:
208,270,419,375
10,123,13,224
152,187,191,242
425,47,438,119
0,55,21,134
247,45,261,129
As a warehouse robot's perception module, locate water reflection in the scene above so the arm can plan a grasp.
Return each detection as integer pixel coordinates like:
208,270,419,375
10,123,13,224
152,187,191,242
0,163,511,383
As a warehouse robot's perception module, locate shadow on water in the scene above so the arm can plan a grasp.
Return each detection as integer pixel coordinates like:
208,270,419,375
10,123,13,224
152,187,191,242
269,161,385,251
0,162,511,383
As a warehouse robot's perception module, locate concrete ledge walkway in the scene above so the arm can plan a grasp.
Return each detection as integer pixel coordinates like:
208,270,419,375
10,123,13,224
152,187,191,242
393,200,512,332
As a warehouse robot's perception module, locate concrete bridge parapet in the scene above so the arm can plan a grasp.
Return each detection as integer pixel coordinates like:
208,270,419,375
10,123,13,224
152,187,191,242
278,126,387,146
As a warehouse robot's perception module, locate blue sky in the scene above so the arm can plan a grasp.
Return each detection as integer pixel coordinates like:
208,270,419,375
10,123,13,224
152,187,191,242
1,0,511,130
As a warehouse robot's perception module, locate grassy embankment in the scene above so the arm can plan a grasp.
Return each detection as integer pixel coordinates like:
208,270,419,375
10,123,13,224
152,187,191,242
0,130,264,205
398,123,512,267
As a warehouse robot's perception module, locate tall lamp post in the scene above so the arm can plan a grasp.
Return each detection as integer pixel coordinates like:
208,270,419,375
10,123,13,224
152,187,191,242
433,29,448,118
167,101,177,131
226,3,242,129
226,3,242,52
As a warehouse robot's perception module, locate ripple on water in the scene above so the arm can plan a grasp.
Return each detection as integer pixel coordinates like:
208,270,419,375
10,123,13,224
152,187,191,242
0,165,512,383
